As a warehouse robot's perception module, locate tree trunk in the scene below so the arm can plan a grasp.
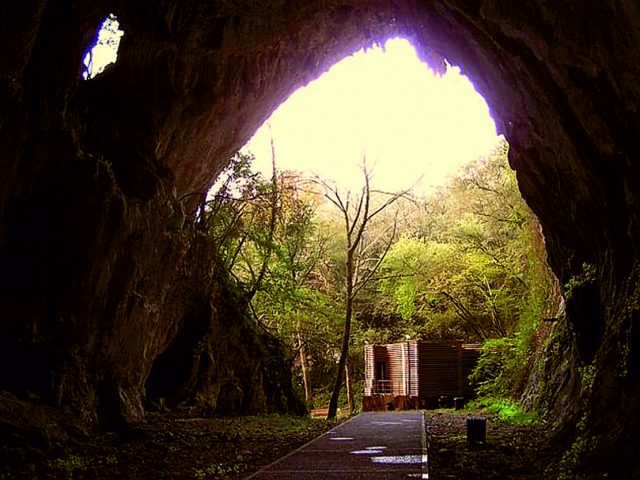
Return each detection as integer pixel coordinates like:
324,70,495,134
298,330,313,406
345,358,354,414
327,251,354,420
326,302,351,419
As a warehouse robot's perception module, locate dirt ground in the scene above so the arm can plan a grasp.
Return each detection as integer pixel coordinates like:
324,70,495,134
0,410,546,479
426,411,546,479
0,413,335,479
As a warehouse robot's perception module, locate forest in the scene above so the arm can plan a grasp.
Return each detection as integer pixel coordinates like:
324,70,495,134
201,138,561,418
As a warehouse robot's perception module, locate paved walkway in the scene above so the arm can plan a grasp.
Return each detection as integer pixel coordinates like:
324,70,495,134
245,411,428,479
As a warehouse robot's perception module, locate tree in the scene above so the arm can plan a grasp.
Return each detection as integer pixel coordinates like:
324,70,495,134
200,151,274,278
374,139,558,344
317,161,405,420
256,171,330,405
206,151,341,406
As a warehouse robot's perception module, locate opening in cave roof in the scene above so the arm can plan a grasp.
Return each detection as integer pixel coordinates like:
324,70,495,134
82,13,124,80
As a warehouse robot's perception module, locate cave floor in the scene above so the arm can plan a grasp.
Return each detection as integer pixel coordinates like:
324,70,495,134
0,410,546,479
425,411,546,479
0,413,334,479
247,411,427,479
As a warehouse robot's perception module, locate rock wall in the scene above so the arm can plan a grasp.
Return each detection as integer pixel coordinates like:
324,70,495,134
1,0,640,475
0,1,306,430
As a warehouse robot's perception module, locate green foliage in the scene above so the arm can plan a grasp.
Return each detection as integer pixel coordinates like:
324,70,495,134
374,139,557,347
381,140,560,402
468,396,538,425
206,158,344,401
194,457,245,479
207,140,559,410
312,379,363,414
47,454,90,479
470,338,517,397
563,262,596,300
470,283,551,400
394,282,417,320
578,364,595,393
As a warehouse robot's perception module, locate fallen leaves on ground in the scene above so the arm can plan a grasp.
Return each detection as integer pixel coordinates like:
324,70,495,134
426,410,547,479
0,413,336,479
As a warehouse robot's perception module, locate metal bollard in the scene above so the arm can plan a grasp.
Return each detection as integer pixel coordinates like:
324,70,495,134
466,417,486,445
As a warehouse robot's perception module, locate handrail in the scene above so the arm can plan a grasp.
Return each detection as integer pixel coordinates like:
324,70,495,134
372,379,402,395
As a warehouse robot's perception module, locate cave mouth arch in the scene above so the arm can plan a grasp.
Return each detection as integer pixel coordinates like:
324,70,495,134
2,2,640,477
240,36,501,196
91,2,640,471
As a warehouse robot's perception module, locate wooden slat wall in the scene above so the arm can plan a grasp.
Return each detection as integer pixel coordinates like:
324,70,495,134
363,341,482,400
408,341,419,397
363,344,375,396
364,345,394,395
385,343,405,395
417,342,460,396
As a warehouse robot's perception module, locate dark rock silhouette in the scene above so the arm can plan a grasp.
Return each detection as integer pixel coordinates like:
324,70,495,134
1,1,639,477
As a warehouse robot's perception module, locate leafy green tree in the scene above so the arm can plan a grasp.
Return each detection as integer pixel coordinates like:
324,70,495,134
201,151,275,281
251,172,333,405
206,153,342,406
375,139,557,345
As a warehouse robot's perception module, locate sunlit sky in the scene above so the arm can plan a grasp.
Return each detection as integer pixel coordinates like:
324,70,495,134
243,38,501,193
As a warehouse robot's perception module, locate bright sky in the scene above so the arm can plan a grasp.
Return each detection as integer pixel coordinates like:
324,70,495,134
243,38,500,193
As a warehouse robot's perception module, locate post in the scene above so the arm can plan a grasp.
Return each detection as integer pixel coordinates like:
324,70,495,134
466,417,487,445
345,359,354,414
402,342,408,396
457,343,464,396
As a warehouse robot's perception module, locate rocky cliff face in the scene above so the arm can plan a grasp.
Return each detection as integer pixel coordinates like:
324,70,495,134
1,0,639,476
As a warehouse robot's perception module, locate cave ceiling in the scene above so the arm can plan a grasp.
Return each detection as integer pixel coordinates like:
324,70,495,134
1,0,640,475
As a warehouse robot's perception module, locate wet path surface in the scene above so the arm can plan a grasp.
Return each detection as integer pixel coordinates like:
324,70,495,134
246,411,428,479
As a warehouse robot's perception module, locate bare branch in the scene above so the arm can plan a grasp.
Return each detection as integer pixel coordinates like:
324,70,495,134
353,214,398,297
245,129,279,301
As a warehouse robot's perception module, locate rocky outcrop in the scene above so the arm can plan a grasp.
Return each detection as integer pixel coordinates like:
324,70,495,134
1,1,640,476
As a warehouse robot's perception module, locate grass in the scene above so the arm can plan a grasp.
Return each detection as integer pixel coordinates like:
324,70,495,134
46,453,90,479
194,456,245,479
468,397,538,425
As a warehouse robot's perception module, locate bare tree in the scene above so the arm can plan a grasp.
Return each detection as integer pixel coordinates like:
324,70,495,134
317,160,407,420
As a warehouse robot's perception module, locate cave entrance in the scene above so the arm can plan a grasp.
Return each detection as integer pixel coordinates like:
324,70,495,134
3,2,639,475
205,36,560,414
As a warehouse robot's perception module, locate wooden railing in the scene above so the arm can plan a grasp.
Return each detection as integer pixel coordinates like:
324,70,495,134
370,379,404,395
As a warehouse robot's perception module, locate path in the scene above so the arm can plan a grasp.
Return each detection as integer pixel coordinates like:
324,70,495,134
245,411,428,479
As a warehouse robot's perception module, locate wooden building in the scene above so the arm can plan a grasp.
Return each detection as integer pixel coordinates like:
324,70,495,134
363,341,481,411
